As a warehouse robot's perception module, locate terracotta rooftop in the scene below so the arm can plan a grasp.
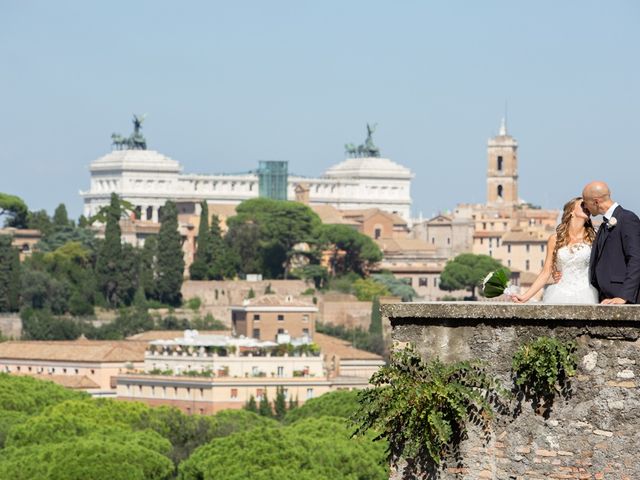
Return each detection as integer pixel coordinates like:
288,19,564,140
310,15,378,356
314,332,384,361
0,340,147,363
17,373,100,390
501,230,548,243
310,205,359,226
375,238,437,253
342,208,407,226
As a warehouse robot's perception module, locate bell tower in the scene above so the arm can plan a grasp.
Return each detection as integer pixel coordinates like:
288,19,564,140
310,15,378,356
486,118,518,208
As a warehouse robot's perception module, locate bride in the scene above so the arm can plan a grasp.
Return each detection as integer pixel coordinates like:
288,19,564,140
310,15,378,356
511,197,598,304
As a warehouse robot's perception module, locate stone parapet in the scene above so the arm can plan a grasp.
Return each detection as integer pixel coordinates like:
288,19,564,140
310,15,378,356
382,302,640,479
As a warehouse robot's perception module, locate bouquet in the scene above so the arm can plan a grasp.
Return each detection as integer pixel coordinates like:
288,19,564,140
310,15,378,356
482,269,516,298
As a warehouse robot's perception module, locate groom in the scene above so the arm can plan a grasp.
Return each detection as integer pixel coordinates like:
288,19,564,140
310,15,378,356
582,181,640,304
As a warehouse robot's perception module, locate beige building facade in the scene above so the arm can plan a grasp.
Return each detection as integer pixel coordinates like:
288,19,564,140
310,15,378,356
0,339,147,396
231,295,317,341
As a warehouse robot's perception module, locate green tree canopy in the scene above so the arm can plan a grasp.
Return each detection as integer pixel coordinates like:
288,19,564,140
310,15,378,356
177,416,387,480
0,193,28,228
439,253,507,299
227,198,321,278
283,390,361,424
0,374,87,415
353,278,391,301
0,437,174,480
319,224,383,277
371,272,417,301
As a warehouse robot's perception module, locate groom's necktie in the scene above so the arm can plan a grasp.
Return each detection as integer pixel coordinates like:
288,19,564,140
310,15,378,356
597,217,608,250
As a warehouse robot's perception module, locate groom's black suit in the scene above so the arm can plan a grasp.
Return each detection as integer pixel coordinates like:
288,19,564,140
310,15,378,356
590,205,640,303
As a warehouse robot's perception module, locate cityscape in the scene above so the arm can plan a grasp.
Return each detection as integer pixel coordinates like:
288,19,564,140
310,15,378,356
1,2,639,479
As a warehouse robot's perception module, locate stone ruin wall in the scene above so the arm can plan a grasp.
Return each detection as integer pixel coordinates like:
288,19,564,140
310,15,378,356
383,303,640,480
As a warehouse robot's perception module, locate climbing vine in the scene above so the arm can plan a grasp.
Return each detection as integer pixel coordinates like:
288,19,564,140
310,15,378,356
511,336,577,414
353,345,507,472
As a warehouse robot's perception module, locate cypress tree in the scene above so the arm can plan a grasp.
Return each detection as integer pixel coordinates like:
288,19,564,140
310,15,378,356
245,395,258,413
274,386,287,421
95,193,123,307
0,235,18,312
139,235,157,301
190,201,213,280
369,296,382,336
8,246,21,311
258,390,273,418
52,203,70,230
208,214,236,280
156,201,184,307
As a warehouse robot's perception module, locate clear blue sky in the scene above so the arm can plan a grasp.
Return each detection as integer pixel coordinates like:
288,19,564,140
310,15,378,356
1,1,639,219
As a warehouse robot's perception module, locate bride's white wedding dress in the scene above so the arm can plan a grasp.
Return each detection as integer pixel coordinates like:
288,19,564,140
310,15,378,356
543,243,599,304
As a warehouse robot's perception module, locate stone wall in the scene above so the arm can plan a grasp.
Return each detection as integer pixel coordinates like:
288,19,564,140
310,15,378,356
382,302,640,480
0,314,21,339
181,280,309,324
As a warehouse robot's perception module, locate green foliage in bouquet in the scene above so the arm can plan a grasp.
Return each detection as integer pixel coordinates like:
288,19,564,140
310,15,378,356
482,269,510,298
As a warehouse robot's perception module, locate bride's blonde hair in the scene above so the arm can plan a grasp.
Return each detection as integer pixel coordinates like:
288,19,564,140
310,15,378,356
552,197,596,273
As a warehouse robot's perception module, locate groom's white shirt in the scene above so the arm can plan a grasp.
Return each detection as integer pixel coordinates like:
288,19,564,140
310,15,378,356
604,202,619,222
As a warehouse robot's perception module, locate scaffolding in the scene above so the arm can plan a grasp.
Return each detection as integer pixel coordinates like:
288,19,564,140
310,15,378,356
258,161,288,201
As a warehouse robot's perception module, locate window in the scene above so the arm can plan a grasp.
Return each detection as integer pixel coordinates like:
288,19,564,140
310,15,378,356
497,185,504,198
252,366,259,376
306,388,314,399
434,278,438,287
277,366,284,377
256,388,264,400
541,260,544,268
447,237,451,245
406,278,413,286
277,315,284,321
526,260,530,271
507,245,511,253
199,388,204,399
302,328,309,336
253,314,260,321
302,314,309,322
497,156,503,171
277,328,285,334
431,237,435,244
231,388,238,399
541,244,545,252
507,260,511,267
419,277,428,287
483,222,487,230
526,244,530,253
252,328,260,339
374,228,382,239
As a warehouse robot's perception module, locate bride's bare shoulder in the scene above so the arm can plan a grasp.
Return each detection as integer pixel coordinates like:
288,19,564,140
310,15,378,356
547,233,558,246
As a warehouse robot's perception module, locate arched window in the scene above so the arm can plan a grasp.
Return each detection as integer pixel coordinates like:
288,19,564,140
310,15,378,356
497,156,503,171
497,185,504,198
